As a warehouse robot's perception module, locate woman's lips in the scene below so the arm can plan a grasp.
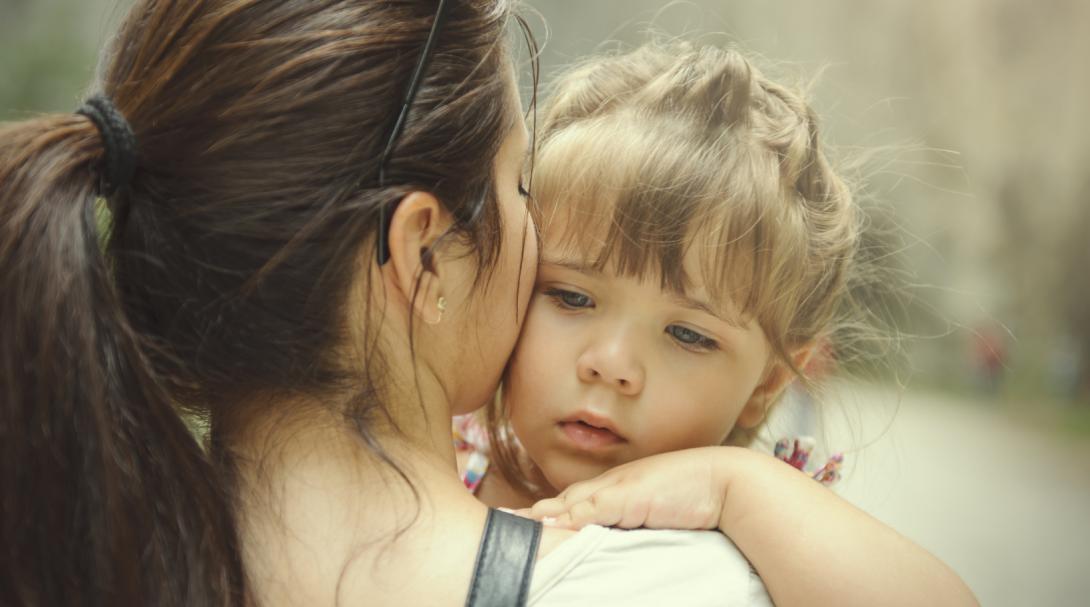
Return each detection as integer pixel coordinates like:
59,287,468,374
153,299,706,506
558,420,625,450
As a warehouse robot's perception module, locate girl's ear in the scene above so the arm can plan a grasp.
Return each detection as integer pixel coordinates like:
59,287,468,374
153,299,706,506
385,191,452,324
736,344,816,429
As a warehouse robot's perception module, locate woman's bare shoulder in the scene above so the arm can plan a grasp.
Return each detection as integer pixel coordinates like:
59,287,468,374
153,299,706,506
235,430,492,606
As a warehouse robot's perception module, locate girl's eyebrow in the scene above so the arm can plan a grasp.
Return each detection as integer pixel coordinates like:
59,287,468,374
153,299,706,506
543,255,748,329
667,292,747,329
540,256,600,274
668,293,717,317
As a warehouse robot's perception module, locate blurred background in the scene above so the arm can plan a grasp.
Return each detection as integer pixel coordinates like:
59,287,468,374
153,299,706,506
3,0,1088,604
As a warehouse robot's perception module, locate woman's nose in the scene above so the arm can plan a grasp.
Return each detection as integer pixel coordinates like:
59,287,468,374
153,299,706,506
576,332,645,396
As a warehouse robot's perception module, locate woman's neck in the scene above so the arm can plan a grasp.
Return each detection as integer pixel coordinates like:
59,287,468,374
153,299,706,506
228,390,490,606
357,299,466,472
227,354,476,509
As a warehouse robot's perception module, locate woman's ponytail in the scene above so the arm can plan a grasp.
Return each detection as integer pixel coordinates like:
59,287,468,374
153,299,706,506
0,112,242,605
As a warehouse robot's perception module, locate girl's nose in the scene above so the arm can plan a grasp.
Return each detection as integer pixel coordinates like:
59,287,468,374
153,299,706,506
576,333,645,396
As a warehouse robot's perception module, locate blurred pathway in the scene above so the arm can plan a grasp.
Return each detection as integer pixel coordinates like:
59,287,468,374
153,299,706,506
783,385,1090,606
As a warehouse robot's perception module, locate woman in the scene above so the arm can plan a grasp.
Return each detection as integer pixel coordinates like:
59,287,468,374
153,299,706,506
1,1,976,606
2,0,549,604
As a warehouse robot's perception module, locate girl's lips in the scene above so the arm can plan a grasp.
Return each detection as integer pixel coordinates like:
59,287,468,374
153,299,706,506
558,420,625,450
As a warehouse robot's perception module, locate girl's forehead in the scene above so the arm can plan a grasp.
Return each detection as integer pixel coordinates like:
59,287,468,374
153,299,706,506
530,120,764,324
537,211,751,326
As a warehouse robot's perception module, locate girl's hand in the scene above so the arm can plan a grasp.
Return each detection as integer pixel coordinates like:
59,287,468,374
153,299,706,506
524,445,981,607
524,446,740,530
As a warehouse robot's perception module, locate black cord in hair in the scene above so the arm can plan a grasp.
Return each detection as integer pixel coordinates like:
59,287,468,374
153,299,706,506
76,95,137,196
375,0,451,265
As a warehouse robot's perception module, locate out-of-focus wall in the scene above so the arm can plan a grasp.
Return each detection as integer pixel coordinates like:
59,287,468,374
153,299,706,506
524,0,1090,400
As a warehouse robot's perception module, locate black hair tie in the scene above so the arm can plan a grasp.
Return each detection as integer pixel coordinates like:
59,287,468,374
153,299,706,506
76,95,137,196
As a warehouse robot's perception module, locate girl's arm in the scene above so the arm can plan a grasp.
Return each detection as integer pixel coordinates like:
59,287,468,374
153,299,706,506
526,446,979,607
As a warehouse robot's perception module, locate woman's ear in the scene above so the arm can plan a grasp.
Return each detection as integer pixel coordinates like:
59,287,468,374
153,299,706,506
384,191,452,324
736,344,816,429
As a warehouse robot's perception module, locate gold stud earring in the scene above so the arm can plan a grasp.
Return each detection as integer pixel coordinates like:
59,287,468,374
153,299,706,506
435,296,447,324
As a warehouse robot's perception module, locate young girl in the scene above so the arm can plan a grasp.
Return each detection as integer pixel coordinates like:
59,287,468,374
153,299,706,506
457,43,978,606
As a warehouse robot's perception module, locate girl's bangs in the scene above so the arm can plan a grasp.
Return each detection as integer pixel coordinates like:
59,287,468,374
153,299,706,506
531,114,787,326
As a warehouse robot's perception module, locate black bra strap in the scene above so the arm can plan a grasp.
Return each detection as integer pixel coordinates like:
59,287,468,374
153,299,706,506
465,508,543,607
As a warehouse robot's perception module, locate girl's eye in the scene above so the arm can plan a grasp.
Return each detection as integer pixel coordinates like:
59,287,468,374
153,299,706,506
518,180,531,198
543,288,593,309
666,325,719,351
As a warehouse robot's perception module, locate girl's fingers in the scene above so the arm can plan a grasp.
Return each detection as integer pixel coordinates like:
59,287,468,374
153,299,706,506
585,486,652,529
615,489,652,529
531,490,622,528
528,497,566,519
539,485,654,530
556,477,612,505
548,512,575,529
566,499,602,529
528,472,637,527
529,477,611,517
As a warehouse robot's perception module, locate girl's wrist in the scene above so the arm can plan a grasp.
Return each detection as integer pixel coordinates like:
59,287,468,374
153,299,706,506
710,446,803,533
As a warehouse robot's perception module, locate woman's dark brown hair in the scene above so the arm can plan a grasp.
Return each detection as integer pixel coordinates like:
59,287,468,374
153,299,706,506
0,1,528,604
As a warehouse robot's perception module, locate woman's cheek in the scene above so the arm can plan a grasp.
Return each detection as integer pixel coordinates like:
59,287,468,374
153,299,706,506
507,300,563,404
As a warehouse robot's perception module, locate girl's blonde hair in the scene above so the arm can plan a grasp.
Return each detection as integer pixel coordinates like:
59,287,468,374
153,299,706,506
490,42,865,496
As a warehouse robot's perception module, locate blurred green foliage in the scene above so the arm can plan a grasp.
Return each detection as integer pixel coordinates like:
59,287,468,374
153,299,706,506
0,0,126,116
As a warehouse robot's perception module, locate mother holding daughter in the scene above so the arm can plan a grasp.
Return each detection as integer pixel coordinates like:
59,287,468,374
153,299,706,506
0,1,975,606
